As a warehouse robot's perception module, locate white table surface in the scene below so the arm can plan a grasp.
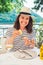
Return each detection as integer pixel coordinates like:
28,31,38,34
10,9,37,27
0,47,43,65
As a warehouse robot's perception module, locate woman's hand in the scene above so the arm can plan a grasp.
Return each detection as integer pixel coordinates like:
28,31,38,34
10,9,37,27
12,30,21,38
22,37,35,48
30,39,35,48
22,37,31,46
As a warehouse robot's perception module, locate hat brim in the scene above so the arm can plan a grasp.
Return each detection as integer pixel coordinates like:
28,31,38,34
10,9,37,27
20,12,31,15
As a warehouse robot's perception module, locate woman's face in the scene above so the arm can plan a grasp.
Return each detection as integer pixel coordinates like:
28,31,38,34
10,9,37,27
19,14,30,28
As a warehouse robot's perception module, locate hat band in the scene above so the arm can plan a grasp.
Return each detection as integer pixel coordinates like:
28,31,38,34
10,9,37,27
20,12,31,15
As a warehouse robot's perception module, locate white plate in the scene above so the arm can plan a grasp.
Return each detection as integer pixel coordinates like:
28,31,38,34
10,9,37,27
14,49,37,60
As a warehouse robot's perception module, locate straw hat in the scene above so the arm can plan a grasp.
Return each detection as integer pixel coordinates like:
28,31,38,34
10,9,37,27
20,7,31,15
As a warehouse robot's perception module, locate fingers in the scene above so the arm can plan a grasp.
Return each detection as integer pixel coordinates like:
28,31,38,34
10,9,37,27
22,37,35,46
29,44,34,48
31,39,35,45
30,39,35,48
25,39,31,46
22,37,28,40
12,30,20,38
22,37,31,46
13,30,19,35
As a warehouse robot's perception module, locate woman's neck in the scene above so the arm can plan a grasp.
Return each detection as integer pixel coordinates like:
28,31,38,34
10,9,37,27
20,26,25,31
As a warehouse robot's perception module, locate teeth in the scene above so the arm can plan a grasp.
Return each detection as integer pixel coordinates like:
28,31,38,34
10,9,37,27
19,30,22,34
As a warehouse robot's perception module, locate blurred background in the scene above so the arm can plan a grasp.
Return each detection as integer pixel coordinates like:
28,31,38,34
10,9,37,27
0,0,43,48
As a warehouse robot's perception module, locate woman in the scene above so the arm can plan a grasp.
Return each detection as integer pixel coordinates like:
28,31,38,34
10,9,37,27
5,7,36,51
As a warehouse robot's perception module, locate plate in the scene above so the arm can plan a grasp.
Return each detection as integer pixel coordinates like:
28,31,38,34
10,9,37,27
14,49,37,60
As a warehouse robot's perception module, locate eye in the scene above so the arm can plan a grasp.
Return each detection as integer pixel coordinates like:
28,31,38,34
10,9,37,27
21,16,24,19
26,18,29,20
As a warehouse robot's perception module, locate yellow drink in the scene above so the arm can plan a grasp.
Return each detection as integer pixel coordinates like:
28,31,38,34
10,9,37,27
40,43,43,60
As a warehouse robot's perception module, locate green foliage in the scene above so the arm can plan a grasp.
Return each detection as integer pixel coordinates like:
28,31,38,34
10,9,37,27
36,22,43,48
34,0,39,3
32,0,43,11
0,0,14,12
0,0,25,13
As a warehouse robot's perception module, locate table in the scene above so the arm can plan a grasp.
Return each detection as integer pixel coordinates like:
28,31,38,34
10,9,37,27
0,47,43,65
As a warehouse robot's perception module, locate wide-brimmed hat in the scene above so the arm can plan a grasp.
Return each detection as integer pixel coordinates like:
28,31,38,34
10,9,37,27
20,7,31,15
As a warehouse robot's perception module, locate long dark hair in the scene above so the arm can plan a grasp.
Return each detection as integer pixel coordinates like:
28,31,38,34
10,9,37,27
14,14,33,33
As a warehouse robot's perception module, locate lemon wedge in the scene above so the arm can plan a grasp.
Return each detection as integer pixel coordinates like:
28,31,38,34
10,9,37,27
19,30,22,34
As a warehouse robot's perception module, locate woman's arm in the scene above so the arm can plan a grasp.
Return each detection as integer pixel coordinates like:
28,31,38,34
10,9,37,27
6,36,15,44
6,30,21,44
